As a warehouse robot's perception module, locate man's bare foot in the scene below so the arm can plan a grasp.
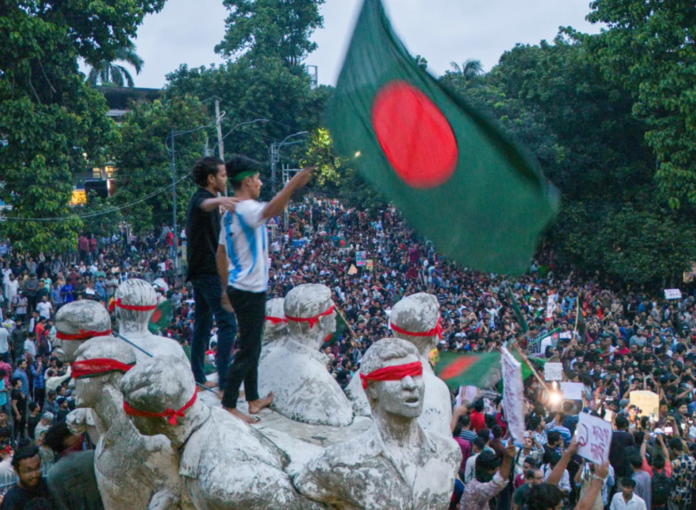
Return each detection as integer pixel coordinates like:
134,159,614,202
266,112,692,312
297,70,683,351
223,407,260,424
248,392,274,415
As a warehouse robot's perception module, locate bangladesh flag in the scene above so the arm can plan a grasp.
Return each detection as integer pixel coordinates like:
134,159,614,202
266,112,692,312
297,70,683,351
148,299,173,334
327,0,559,274
434,352,501,390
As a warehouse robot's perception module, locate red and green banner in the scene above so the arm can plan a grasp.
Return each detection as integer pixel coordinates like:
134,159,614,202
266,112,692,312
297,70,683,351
434,352,501,390
326,0,559,274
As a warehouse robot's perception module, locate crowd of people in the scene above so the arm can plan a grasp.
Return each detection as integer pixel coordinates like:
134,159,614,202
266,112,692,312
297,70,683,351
0,190,694,508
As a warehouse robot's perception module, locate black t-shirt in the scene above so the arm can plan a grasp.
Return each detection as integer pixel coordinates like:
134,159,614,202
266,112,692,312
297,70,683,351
186,188,221,281
0,480,53,510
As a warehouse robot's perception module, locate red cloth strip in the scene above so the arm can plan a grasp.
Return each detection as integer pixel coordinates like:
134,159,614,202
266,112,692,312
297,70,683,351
265,316,287,325
389,316,442,339
72,359,135,379
360,361,423,389
123,392,197,426
285,305,335,329
109,298,158,313
56,329,112,341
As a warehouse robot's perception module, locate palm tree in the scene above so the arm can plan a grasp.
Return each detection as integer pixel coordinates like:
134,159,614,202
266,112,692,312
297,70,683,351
450,59,484,80
86,41,144,87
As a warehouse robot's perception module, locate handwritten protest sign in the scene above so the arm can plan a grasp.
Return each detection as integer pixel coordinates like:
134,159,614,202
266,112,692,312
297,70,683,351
560,382,583,400
544,362,563,381
501,347,525,441
576,412,612,465
630,391,659,417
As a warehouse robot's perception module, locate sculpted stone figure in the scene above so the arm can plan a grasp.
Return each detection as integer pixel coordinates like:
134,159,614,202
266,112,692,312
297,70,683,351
70,336,184,510
345,293,452,437
121,355,324,510
259,298,287,362
257,284,353,426
112,279,188,363
55,300,112,362
294,338,461,510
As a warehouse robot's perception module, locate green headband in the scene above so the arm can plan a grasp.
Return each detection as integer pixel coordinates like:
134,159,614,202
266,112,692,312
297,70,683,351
231,170,259,182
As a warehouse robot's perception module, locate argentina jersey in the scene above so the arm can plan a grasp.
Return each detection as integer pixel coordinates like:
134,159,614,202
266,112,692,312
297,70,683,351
218,200,269,292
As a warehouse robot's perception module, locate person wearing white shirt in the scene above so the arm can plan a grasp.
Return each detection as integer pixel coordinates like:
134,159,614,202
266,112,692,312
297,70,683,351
610,478,646,510
217,156,312,424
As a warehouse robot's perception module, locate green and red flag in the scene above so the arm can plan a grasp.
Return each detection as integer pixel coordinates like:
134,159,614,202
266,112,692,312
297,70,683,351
326,0,559,274
148,299,173,334
434,352,501,390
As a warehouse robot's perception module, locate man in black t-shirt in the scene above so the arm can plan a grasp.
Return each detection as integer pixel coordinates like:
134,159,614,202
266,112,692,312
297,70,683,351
185,157,239,390
0,445,54,510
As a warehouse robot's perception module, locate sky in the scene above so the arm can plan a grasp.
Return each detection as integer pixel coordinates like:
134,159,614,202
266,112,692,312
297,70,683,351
130,0,602,89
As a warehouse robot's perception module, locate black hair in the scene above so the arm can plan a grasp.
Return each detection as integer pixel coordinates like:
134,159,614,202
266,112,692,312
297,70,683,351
527,483,563,510
12,445,39,471
193,157,224,187
226,155,263,190
43,422,73,455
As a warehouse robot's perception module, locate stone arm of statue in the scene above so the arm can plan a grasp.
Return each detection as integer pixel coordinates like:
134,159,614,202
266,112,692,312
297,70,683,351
148,488,181,510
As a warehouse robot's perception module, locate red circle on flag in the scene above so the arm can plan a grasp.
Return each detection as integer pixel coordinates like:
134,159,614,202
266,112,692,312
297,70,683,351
371,81,458,189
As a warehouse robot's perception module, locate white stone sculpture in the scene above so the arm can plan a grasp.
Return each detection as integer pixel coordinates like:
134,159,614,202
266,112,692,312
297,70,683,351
120,355,324,510
112,279,188,364
257,284,354,426
294,338,461,510
345,293,452,437
55,300,112,362
70,336,185,510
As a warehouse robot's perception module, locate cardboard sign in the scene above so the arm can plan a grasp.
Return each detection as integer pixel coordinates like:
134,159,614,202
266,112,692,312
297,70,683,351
630,391,659,417
544,362,563,381
356,251,367,267
501,347,525,441
664,289,682,300
560,382,584,401
576,412,612,465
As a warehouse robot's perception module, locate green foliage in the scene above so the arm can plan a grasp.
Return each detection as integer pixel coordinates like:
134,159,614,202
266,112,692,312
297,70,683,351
587,1,696,210
111,96,208,234
215,0,325,65
77,195,124,238
441,31,696,284
85,40,144,87
0,0,154,254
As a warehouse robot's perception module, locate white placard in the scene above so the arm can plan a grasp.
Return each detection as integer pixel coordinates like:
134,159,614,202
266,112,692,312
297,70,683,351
560,382,584,400
576,412,612,465
545,363,563,381
664,289,682,300
501,347,525,441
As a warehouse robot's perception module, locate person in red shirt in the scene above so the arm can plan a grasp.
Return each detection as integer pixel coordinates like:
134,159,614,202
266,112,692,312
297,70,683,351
470,400,486,432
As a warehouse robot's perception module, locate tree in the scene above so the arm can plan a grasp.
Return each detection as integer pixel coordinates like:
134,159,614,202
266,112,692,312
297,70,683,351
449,59,484,80
215,0,325,65
85,41,144,87
111,96,208,234
0,0,163,254
587,1,696,210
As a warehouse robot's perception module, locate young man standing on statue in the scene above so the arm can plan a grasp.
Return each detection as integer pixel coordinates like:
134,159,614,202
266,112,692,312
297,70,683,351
186,157,239,391
217,155,312,423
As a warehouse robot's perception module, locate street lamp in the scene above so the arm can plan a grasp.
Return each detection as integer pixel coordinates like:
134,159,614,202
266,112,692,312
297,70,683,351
270,131,309,194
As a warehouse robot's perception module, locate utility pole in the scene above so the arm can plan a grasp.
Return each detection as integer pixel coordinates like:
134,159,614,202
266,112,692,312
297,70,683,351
170,129,178,285
215,99,225,161
270,141,279,195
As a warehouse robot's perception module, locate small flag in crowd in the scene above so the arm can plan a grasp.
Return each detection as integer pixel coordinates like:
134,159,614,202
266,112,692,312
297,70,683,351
326,0,559,274
148,299,173,334
434,352,501,390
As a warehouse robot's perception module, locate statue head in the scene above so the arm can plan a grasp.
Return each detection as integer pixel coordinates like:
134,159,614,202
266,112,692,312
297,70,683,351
360,338,424,419
390,293,441,356
112,279,158,332
263,298,287,346
120,356,201,444
285,284,336,348
55,301,112,362
70,336,136,409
